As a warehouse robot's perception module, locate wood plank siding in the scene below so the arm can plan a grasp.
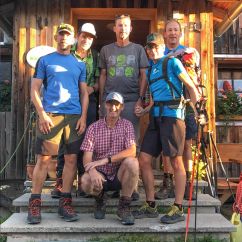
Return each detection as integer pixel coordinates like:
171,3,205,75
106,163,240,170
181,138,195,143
5,0,215,180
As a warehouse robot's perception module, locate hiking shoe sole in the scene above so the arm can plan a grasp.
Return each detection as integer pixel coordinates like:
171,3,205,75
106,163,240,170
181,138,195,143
160,215,185,224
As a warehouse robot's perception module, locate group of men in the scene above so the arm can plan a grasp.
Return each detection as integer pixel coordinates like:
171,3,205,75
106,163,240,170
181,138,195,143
27,14,203,226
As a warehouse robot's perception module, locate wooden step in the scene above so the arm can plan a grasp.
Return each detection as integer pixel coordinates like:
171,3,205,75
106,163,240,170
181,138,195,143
217,178,238,205
13,192,221,214
1,213,235,242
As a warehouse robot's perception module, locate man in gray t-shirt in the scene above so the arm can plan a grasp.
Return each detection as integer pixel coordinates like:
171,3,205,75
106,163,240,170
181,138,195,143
99,14,149,142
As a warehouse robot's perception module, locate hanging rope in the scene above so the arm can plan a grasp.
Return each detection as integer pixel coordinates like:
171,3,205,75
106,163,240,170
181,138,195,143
0,111,35,175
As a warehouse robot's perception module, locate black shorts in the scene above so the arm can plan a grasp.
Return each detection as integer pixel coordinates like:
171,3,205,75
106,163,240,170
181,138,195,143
140,116,185,158
99,172,122,192
185,113,198,140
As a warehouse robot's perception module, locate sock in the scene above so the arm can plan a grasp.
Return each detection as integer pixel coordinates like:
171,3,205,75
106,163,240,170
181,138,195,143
146,201,156,208
174,203,183,211
164,173,173,179
31,194,41,199
61,192,72,198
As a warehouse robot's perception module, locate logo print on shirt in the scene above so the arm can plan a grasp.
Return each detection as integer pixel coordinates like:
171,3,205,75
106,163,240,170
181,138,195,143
152,68,159,75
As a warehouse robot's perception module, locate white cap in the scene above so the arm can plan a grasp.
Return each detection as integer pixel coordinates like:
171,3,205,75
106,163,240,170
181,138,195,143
78,23,97,38
105,92,124,104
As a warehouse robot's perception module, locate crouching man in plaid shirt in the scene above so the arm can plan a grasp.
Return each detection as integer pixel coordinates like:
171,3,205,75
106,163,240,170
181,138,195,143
80,92,139,225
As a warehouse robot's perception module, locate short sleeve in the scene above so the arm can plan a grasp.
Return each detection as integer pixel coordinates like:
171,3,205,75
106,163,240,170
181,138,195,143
80,124,95,152
79,62,87,83
138,46,149,68
124,120,136,148
98,47,106,69
33,57,46,80
170,57,186,77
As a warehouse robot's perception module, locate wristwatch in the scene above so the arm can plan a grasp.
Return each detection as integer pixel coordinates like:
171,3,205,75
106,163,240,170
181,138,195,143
108,156,112,164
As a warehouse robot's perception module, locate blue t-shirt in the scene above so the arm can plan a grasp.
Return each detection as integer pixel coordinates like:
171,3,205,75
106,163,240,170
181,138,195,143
147,56,186,119
164,44,185,55
34,52,86,114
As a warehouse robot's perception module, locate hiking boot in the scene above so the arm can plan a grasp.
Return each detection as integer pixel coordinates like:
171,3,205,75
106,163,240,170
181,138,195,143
51,177,62,199
132,202,159,219
117,196,135,225
27,197,41,224
184,181,196,200
131,191,140,201
94,193,107,219
58,197,79,222
160,204,185,224
155,173,175,200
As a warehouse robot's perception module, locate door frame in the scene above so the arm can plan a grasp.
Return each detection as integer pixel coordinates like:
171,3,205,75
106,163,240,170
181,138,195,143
71,8,157,34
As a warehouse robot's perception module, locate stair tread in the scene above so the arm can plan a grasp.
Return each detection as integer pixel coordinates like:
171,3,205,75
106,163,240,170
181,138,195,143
1,213,235,233
13,193,221,207
24,179,208,188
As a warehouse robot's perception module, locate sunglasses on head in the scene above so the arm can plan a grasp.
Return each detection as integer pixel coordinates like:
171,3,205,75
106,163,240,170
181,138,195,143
115,14,130,20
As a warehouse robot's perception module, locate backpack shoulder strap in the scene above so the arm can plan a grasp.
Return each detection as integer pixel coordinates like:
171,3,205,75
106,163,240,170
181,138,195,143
162,56,182,99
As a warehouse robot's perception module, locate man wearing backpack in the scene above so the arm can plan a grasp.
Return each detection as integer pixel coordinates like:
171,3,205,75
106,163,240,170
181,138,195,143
51,23,100,198
133,32,201,224
155,19,200,201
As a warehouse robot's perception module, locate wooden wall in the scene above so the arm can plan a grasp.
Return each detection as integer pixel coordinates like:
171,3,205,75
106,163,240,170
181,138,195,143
10,0,70,179
6,0,215,180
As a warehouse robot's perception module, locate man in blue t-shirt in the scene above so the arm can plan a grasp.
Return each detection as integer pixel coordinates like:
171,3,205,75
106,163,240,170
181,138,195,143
155,19,200,201
27,23,88,224
133,33,200,224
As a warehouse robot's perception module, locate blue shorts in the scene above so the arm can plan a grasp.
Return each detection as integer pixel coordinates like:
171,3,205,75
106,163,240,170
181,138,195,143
185,114,197,140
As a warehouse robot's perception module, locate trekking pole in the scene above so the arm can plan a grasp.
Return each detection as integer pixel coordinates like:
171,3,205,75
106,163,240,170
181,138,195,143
209,132,236,202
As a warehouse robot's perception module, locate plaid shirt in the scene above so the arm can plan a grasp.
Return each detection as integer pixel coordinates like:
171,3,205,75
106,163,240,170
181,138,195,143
80,118,136,180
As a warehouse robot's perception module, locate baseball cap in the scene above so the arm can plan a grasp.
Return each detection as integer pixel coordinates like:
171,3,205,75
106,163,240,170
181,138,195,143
57,23,74,35
78,23,97,38
105,92,124,104
146,33,164,47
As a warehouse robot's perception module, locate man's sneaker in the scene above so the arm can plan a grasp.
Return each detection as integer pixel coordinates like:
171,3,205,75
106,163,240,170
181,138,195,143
117,196,135,225
27,197,41,224
94,194,107,219
51,177,62,199
132,202,159,219
184,181,196,200
58,197,79,222
160,204,185,224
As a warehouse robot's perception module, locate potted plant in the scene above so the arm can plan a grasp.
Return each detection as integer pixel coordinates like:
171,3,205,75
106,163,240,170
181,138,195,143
216,90,242,122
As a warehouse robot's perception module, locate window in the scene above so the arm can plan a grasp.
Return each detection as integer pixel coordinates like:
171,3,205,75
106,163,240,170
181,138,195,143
217,70,242,97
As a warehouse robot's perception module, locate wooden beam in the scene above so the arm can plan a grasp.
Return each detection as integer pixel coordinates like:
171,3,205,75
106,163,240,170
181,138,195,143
212,6,227,22
217,143,242,162
0,17,12,37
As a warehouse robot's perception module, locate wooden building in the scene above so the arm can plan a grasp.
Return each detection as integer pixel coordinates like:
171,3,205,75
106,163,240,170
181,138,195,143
0,0,241,180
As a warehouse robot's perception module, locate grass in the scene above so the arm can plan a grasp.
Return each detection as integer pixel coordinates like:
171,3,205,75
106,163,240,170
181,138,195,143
88,234,228,242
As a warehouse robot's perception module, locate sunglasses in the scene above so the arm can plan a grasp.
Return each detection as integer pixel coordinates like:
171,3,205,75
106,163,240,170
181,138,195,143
115,14,130,20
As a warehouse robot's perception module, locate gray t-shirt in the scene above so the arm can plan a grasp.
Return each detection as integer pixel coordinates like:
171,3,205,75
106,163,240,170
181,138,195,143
99,42,149,102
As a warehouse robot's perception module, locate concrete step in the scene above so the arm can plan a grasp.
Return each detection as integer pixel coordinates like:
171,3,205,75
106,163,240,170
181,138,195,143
13,193,221,214
1,213,235,242
24,178,208,188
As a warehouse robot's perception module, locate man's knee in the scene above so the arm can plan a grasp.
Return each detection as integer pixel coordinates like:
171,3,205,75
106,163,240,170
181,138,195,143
81,173,91,191
171,156,185,172
138,152,153,170
121,157,139,175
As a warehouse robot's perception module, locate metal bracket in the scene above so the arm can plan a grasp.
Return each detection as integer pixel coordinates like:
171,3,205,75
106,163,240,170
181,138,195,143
189,22,202,32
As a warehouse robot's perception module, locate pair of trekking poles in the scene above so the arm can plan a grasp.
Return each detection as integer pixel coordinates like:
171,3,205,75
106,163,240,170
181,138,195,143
185,89,237,242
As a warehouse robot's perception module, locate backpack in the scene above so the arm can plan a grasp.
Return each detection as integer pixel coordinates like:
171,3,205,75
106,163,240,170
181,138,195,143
165,47,202,98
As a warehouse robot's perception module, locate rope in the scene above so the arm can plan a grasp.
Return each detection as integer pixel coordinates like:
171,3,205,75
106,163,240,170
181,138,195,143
0,111,35,175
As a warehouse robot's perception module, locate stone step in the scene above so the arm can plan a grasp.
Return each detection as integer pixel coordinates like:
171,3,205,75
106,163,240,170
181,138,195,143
13,193,221,214
1,213,235,242
24,178,208,188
